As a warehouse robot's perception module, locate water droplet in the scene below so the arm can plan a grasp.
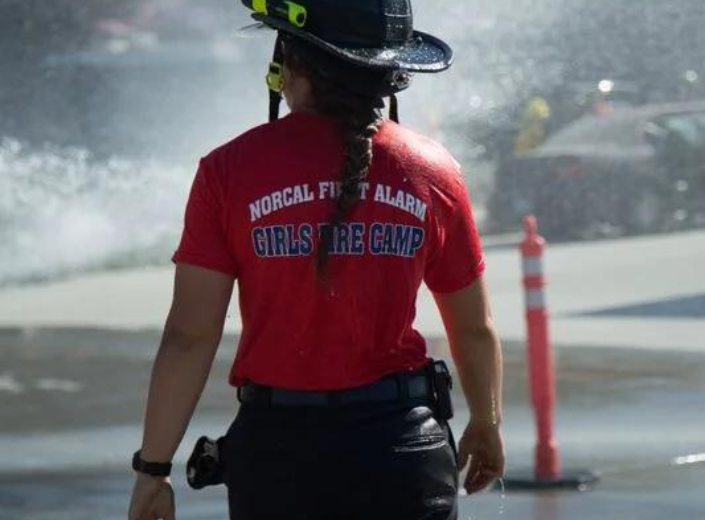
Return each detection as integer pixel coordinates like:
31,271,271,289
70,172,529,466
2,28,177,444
497,477,506,515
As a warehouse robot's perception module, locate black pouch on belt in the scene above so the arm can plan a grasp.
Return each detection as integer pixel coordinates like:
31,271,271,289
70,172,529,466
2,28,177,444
426,359,454,421
186,436,225,490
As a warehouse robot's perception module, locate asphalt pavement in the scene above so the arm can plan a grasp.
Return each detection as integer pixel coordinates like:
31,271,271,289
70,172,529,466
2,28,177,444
1,337,704,520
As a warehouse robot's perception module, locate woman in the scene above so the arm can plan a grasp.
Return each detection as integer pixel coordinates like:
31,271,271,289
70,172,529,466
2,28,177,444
128,1,504,519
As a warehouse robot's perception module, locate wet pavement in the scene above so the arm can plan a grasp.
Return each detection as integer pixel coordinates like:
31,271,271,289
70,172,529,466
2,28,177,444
1,331,704,519
3,463,703,520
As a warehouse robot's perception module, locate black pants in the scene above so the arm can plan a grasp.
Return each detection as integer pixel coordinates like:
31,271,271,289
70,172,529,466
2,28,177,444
222,400,458,520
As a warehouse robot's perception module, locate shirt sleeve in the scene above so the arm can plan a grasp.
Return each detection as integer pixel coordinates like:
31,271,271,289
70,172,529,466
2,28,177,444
424,166,486,294
171,158,239,277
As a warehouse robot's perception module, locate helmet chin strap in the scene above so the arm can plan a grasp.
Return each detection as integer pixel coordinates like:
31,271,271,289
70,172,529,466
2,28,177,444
268,35,285,122
269,87,282,123
389,93,399,123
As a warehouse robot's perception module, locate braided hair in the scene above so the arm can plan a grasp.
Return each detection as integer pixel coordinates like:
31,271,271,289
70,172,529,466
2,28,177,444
283,38,384,277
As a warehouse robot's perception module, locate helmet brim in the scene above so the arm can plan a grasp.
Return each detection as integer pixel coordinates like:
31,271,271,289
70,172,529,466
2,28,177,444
251,13,453,73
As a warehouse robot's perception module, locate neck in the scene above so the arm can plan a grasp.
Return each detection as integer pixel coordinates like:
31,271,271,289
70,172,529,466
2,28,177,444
288,99,317,113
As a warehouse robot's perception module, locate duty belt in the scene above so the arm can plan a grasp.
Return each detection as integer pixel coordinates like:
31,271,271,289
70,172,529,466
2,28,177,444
237,370,431,407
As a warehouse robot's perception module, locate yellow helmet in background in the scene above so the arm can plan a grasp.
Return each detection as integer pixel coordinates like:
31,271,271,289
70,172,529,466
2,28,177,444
524,96,551,121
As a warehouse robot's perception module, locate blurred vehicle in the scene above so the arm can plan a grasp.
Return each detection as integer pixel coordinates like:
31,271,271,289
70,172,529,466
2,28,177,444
461,79,645,171
487,101,705,238
522,80,644,147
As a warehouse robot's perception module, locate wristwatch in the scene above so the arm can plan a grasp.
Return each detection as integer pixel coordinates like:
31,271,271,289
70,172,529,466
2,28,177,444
132,450,172,477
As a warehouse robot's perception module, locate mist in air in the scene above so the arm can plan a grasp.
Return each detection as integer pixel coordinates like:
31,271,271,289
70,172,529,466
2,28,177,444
1,0,703,285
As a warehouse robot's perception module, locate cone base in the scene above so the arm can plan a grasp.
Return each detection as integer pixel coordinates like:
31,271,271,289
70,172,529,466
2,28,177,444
498,468,599,492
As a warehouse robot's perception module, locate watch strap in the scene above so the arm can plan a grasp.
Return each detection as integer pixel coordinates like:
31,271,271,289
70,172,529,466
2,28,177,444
132,450,172,477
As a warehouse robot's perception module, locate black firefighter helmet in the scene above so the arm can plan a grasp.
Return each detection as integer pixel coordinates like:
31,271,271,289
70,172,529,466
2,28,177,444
241,0,454,122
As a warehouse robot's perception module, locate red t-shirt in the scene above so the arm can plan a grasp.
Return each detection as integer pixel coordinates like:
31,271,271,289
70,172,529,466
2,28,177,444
173,112,485,390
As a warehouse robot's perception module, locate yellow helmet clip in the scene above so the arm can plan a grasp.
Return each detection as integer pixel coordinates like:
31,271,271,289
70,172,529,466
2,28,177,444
282,1,307,27
266,61,285,93
251,0,307,28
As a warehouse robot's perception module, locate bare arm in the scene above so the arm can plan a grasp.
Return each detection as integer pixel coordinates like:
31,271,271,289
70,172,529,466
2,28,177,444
129,264,234,520
433,276,504,493
433,276,503,427
140,264,235,463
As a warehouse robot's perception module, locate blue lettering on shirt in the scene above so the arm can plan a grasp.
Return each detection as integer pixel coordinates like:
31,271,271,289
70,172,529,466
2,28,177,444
350,223,365,254
252,228,267,257
317,223,366,256
369,223,424,257
252,224,316,258
299,224,313,255
253,222,423,258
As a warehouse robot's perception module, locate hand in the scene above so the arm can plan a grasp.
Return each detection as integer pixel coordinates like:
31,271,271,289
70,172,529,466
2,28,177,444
457,421,505,495
128,473,175,520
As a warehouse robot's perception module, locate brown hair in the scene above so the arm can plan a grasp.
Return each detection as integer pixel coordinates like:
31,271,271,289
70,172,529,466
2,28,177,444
284,39,384,277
